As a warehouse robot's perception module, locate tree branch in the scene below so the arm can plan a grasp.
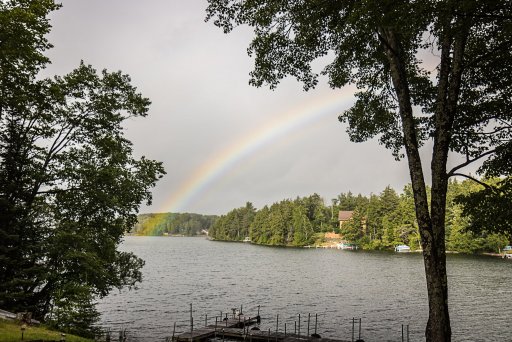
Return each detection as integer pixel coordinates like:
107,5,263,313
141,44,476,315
447,148,496,176
36,187,82,195
449,173,493,189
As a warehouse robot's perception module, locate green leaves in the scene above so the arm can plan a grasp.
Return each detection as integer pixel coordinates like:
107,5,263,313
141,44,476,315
340,91,404,158
0,0,59,79
456,177,512,238
0,2,164,334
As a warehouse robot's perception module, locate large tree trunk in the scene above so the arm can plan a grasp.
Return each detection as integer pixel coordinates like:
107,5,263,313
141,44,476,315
379,27,452,341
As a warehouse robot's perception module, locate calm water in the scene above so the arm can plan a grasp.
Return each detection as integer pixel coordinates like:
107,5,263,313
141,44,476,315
97,237,512,342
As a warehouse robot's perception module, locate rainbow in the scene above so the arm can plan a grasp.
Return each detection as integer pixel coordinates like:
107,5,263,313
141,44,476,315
158,88,356,216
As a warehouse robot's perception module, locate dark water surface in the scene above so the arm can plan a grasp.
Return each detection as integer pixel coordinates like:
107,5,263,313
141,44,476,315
97,237,512,341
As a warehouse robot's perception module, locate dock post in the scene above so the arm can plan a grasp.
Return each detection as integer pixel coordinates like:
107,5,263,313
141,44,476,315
225,313,228,327
294,321,296,335
276,314,279,342
314,313,318,335
215,317,218,339
298,314,301,338
172,322,176,342
358,318,361,340
190,303,193,339
241,304,243,315
307,313,310,337
401,324,404,342
267,328,270,342
285,323,287,337
407,324,409,342
351,318,355,342
205,314,207,327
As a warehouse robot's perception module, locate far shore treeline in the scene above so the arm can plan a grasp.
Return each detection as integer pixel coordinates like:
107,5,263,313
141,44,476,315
133,213,217,236
138,178,510,254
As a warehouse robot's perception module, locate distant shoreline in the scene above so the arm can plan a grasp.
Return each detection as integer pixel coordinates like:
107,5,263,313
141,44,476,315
124,235,512,259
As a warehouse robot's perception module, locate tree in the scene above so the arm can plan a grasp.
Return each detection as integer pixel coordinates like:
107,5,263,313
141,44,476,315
50,283,101,338
456,177,512,239
0,0,164,334
209,202,256,240
205,1,512,340
291,205,313,245
250,205,269,243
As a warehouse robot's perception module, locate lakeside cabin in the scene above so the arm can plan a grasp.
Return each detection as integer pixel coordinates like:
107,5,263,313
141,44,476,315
338,210,354,230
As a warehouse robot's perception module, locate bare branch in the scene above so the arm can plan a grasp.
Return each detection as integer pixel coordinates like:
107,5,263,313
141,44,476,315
37,187,81,195
470,126,511,136
447,148,496,176
449,173,493,189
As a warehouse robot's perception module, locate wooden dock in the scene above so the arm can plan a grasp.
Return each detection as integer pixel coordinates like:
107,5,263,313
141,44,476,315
173,326,351,342
172,314,352,342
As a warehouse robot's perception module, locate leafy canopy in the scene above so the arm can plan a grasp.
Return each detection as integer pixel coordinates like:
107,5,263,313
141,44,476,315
0,0,165,336
206,0,512,165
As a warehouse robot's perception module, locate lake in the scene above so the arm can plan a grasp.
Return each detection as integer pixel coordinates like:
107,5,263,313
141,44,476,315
97,237,512,341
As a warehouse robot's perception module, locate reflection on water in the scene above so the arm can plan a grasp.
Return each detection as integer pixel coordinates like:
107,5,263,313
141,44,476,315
97,237,512,342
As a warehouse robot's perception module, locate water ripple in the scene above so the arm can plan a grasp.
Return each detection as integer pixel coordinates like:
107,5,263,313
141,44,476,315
96,237,512,342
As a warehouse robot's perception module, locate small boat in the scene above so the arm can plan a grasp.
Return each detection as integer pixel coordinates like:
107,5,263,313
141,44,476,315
243,237,251,243
336,242,358,250
395,244,411,252
500,246,512,259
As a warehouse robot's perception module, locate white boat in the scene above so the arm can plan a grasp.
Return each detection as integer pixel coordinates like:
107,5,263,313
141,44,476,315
502,246,512,259
243,237,251,243
395,244,411,252
336,242,358,250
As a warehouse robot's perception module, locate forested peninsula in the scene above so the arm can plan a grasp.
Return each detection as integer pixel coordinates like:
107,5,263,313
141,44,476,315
208,179,510,253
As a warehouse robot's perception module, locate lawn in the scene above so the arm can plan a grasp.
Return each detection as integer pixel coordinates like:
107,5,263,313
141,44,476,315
0,318,93,342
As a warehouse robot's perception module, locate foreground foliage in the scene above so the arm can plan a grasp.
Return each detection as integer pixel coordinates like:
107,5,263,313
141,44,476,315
0,0,164,337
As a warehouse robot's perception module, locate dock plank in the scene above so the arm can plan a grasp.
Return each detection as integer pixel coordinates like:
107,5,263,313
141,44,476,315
174,327,215,342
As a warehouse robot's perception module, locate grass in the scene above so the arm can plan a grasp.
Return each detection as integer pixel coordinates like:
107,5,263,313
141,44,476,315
0,318,93,342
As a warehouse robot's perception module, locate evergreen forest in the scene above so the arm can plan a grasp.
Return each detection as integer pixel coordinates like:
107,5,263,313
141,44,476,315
133,213,217,236
209,179,510,253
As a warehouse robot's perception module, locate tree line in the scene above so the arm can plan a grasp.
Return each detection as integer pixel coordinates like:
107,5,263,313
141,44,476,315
209,179,510,253
133,212,217,236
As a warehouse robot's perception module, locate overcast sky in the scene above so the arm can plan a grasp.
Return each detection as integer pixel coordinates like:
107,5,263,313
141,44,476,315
45,1,443,215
